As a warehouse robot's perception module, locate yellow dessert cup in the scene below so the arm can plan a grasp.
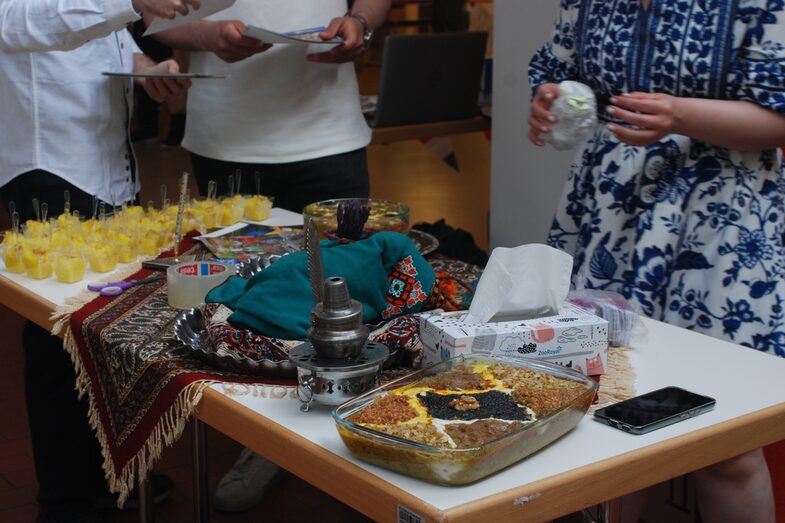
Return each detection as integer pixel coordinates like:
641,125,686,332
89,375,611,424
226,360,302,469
23,248,53,279
86,244,118,273
54,254,87,283
244,195,272,221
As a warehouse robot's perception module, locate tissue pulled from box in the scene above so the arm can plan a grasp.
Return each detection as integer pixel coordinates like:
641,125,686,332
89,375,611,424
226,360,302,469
465,244,573,324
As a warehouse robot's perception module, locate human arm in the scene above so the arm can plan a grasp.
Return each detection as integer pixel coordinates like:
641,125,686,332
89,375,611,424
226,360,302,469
0,0,201,53
149,20,269,63
605,93,785,151
308,0,392,63
133,53,192,102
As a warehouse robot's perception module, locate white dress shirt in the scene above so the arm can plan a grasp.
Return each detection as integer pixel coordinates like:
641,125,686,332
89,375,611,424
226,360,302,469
0,26,142,205
0,0,140,53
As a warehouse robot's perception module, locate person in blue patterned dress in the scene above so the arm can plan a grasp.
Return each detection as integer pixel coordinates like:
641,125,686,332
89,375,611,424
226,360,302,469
528,1,784,521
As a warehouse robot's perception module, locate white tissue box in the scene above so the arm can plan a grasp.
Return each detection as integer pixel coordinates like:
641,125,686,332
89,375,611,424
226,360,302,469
419,303,609,375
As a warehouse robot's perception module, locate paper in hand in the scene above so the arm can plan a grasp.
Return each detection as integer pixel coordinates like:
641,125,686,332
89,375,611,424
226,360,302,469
144,0,236,36
243,25,342,45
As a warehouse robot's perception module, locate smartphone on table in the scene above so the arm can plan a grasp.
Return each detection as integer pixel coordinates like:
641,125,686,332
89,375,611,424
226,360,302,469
593,386,716,435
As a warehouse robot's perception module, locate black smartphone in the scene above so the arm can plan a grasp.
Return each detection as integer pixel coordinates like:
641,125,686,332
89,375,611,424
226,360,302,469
593,386,716,435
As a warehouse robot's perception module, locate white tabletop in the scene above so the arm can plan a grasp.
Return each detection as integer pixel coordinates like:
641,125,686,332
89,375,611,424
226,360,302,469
210,317,785,512
0,208,303,307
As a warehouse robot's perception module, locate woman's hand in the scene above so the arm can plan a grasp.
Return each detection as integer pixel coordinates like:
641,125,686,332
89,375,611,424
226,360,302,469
606,92,684,146
528,83,560,146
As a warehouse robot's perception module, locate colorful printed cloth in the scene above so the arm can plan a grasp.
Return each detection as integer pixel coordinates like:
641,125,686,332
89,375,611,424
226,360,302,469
207,232,436,340
203,303,293,362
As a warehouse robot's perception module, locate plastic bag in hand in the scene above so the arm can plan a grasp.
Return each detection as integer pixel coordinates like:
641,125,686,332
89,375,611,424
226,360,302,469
543,81,598,150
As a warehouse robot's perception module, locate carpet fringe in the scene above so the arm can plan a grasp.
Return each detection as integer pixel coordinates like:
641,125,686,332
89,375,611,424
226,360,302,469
60,320,220,506
589,346,636,415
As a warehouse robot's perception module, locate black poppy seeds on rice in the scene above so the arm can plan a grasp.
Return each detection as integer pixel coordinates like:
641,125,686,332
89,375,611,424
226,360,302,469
418,390,533,421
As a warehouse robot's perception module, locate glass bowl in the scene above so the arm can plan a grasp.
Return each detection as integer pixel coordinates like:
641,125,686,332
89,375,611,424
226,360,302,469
332,355,597,485
302,198,410,241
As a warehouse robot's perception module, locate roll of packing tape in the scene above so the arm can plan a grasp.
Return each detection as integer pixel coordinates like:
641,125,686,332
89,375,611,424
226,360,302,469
167,261,234,309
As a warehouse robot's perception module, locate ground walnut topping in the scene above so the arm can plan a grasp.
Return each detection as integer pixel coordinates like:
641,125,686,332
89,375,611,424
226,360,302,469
490,364,583,391
371,422,449,447
449,395,481,412
511,385,585,416
349,395,418,424
419,365,490,390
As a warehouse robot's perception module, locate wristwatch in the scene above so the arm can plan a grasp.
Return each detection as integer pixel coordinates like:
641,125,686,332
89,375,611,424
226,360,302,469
345,11,374,50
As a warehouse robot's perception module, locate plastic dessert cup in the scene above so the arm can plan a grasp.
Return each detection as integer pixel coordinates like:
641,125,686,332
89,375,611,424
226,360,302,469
244,195,273,221
23,247,53,279
54,253,87,283
86,244,118,273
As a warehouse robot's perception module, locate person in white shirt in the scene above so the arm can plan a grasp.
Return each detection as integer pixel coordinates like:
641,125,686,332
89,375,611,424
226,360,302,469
0,9,190,522
0,0,202,53
149,0,390,512
152,0,390,213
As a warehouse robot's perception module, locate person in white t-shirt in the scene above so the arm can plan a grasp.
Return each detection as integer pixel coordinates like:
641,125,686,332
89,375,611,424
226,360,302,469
152,0,390,213
150,0,390,512
0,5,191,521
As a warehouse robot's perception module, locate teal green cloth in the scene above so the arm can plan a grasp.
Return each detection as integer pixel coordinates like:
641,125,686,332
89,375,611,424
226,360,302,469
206,232,436,340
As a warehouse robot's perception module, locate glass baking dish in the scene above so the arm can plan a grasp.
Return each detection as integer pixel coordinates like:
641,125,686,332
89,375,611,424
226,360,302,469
332,354,597,485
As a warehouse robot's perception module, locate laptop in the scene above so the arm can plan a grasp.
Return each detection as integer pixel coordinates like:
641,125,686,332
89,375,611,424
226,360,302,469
366,31,488,128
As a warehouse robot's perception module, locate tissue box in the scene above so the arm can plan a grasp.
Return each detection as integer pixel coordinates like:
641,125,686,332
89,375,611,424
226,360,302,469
420,303,609,375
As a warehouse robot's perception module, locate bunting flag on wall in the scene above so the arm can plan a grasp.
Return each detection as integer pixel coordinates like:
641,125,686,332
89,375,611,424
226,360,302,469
420,136,459,171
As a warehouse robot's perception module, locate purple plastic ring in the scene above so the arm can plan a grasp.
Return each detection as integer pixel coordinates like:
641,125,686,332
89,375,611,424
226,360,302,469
87,282,106,292
108,281,134,289
100,286,123,297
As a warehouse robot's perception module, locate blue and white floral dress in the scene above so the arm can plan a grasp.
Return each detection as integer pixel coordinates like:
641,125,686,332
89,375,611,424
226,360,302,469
529,0,785,356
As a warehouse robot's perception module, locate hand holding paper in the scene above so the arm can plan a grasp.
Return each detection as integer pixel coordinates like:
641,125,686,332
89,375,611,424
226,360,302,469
134,0,202,20
144,0,236,35
465,244,573,323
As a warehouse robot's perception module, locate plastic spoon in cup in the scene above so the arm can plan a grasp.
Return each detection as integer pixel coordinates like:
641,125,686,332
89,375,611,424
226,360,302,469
63,190,70,215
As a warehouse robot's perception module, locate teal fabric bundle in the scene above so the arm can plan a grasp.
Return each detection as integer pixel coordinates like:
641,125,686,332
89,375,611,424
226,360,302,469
206,232,436,340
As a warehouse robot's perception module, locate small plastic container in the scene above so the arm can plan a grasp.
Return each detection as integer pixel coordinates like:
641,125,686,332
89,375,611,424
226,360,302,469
333,355,596,485
219,196,246,226
22,246,53,280
85,243,118,273
114,232,139,264
302,198,410,240
1,231,25,273
244,195,273,221
54,250,86,283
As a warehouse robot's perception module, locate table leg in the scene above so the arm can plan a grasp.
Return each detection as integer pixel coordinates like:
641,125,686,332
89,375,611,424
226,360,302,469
581,498,622,523
138,472,154,523
192,418,209,523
